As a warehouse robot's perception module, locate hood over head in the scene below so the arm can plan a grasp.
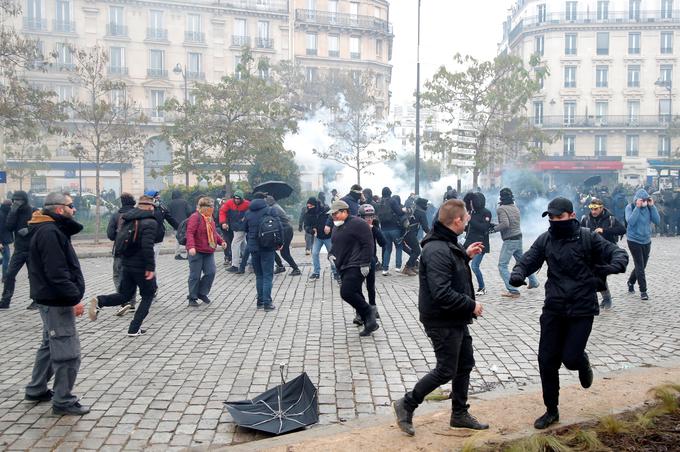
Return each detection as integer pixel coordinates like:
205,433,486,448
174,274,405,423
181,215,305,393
471,193,486,210
249,198,268,211
634,189,651,201
362,188,373,200
306,197,317,206
317,192,326,204
381,187,392,198
171,190,182,200
11,190,29,204
415,197,429,209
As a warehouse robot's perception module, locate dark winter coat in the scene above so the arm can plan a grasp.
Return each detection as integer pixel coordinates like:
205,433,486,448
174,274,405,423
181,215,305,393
0,202,14,244
304,201,332,240
119,209,158,272
152,204,179,243
408,198,431,235
168,191,193,225
378,192,405,231
510,219,629,317
106,205,135,242
580,208,626,244
464,193,493,253
418,221,476,328
5,190,35,252
244,198,280,252
330,215,374,273
27,211,85,307
341,191,362,216
370,222,386,263
218,198,250,232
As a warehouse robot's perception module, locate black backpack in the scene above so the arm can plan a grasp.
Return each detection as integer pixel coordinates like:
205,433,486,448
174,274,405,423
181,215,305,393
176,217,190,246
113,217,139,257
257,208,284,250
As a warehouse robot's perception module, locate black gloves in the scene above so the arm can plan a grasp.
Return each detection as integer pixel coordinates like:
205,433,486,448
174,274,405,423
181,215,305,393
594,264,616,277
509,274,526,287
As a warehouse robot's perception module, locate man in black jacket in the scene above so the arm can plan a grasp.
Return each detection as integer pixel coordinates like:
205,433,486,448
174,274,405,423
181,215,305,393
329,200,378,337
89,196,159,336
401,197,431,276
0,200,14,282
304,197,338,281
509,197,628,429
580,198,626,310
106,193,137,315
0,190,36,309
25,192,90,416
168,190,192,260
377,187,405,276
394,199,487,436
463,193,494,296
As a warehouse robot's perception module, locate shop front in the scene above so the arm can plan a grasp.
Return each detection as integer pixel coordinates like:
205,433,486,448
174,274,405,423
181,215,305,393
534,157,623,188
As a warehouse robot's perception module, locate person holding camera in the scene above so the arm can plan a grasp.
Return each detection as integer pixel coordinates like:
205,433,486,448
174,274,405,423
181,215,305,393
1,191,37,309
625,189,660,301
144,190,180,261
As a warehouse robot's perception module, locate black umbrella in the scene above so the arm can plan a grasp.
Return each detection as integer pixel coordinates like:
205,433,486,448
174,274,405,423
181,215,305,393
252,181,294,200
224,367,319,435
583,175,602,188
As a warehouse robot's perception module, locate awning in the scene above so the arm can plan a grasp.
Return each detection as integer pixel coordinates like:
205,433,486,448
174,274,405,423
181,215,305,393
647,159,680,169
534,160,623,171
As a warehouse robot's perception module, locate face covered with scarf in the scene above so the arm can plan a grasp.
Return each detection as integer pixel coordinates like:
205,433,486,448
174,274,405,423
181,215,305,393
197,197,217,248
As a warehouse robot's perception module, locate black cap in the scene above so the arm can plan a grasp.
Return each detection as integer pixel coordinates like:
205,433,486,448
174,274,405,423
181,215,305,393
542,197,574,217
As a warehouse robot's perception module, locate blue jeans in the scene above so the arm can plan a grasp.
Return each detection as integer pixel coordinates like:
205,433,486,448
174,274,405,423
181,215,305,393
471,253,485,290
381,228,403,271
251,249,275,306
311,237,337,277
498,239,539,293
187,252,216,300
1,243,10,282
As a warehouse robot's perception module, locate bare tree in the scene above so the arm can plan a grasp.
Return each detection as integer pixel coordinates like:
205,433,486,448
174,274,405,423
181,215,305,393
4,136,51,190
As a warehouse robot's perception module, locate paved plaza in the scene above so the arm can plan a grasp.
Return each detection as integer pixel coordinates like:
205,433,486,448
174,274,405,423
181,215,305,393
0,235,679,450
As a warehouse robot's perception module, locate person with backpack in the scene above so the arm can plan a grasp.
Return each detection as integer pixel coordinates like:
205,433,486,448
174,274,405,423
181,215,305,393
168,190,193,260
266,196,301,276
508,197,628,429
185,197,226,307
625,189,661,301
580,198,626,310
377,187,405,276
0,200,14,283
88,196,159,336
401,197,431,276
219,190,250,273
243,192,282,311
463,192,494,296
106,193,137,316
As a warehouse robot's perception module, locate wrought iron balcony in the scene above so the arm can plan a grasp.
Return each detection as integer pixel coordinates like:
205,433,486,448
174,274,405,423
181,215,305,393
255,37,274,49
147,68,168,78
53,20,75,33
306,48,318,56
147,28,168,40
186,71,205,80
350,52,361,60
231,35,250,47
185,31,205,43
295,9,393,34
53,62,75,71
107,23,128,37
328,50,340,57
533,115,672,128
23,17,47,31
108,66,128,76
221,0,288,13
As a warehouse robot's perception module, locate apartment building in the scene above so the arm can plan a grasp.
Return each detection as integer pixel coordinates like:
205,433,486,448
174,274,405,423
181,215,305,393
500,0,678,188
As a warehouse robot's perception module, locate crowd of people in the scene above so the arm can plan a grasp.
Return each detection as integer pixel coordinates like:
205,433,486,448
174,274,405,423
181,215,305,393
0,179,664,431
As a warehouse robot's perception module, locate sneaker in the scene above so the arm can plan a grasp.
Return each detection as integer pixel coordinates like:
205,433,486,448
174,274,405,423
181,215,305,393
475,288,487,296
500,291,521,298
527,283,540,290
372,305,380,319
264,304,276,312
88,297,100,321
53,402,90,416
188,299,199,307
359,311,379,336
128,304,136,312
640,292,649,301
226,266,239,273
402,267,416,276
290,268,302,276
534,410,559,429
223,260,231,267
126,329,146,337
393,398,415,436
236,269,245,274
115,304,131,317
450,411,489,430
274,266,286,274
198,295,211,304
308,274,320,280
174,255,184,260
256,303,264,310
353,314,364,326
382,270,390,276
0,302,9,309
579,354,593,389
25,389,53,402
628,282,635,294
305,250,311,255
26,301,38,310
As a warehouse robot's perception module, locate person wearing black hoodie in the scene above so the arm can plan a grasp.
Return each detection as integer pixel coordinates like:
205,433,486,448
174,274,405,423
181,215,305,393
341,184,364,216
304,196,338,280
167,190,192,260
463,193,494,296
0,200,14,282
244,193,280,311
377,187,405,276
266,195,301,276
0,190,36,309
393,199,487,436
89,196,159,336
401,197,431,276
25,192,89,416
106,193,138,315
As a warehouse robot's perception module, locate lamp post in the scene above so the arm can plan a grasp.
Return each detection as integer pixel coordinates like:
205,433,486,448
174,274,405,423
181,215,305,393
75,143,84,198
173,63,190,187
414,0,422,195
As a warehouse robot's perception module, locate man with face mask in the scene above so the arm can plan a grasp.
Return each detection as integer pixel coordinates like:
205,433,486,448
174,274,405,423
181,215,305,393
624,189,660,300
328,200,378,337
508,197,628,430
394,199,487,436
219,190,250,273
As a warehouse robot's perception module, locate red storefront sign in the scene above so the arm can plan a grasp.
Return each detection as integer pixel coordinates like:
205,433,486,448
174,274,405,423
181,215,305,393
534,160,623,171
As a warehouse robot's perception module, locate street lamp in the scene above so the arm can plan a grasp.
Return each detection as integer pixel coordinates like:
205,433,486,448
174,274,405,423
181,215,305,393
414,0,422,195
173,63,190,187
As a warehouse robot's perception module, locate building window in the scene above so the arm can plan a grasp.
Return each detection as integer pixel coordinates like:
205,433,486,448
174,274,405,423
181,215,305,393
150,90,164,119
55,0,72,32
628,32,641,54
660,99,672,122
306,33,317,55
627,100,640,124
564,66,576,88
56,42,73,69
256,21,271,48
535,35,544,56
660,64,673,84
661,32,674,54
350,36,360,59
627,65,641,87
533,101,543,125
597,1,609,20
375,73,383,91
234,55,242,79
564,101,576,125
187,52,202,79
108,6,125,36
26,0,43,22
629,0,640,20
258,60,270,79
565,1,577,21
596,66,608,88
564,135,576,156
595,101,609,123
328,0,338,17
148,49,165,77
233,19,247,46
659,135,671,156
537,3,546,23
328,35,339,57
148,10,166,39
662,0,673,19
350,1,359,21
626,135,639,156
597,32,609,55
565,33,576,55
110,87,126,109
109,47,125,74
595,135,607,156
305,67,316,82
376,39,383,59
186,14,203,42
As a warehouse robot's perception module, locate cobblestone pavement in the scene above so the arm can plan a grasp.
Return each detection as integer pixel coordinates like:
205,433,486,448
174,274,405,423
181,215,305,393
0,235,679,450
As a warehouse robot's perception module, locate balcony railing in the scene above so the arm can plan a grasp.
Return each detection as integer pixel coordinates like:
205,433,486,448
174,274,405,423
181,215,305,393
295,9,393,34
186,71,205,80
108,66,128,76
255,37,274,49
328,50,340,57
53,20,75,33
533,115,672,128
107,23,128,37
231,35,250,47
306,48,318,56
350,52,361,60
147,28,168,40
53,62,75,71
23,17,47,31
147,68,168,78
221,0,289,13
185,31,205,43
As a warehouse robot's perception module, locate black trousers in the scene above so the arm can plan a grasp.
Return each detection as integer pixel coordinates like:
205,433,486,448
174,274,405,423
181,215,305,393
222,229,233,261
403,231,421,268
404,325,474,414
627,240,651,293
340,267,371,319
97,269,157,334
538,312,593,411
1,249,29,305
274,227,298,270
366,261,376,306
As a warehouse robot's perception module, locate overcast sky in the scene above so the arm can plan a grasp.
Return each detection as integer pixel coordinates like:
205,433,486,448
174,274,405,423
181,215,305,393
389,0,510,107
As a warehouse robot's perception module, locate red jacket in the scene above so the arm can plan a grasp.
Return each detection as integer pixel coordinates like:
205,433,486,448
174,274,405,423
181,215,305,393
218,199,250,230
185,212,224,254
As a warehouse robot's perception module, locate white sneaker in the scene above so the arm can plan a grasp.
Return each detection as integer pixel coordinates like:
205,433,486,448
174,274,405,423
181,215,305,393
126,329,146,337
88,297,100,321
475,288,487,296
382,271,390,276
115,304,131,317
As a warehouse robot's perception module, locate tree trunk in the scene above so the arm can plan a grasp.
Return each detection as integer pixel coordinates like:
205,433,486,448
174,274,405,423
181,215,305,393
356,168,361,186
119,164,123,195
94,163,101,244
472,167,480,190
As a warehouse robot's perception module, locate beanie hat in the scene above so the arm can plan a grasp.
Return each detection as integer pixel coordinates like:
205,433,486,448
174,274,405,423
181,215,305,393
350,184,363,193
233,189,244,199
306,197,317,205
120,193,136,206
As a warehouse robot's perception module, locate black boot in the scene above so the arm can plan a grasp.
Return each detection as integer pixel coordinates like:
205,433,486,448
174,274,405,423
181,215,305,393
450,411,489,430
353,312,364,326
359,308,379,336
579,353,593,389
372,305,380,319
393,398,415,436
534,409,559,429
